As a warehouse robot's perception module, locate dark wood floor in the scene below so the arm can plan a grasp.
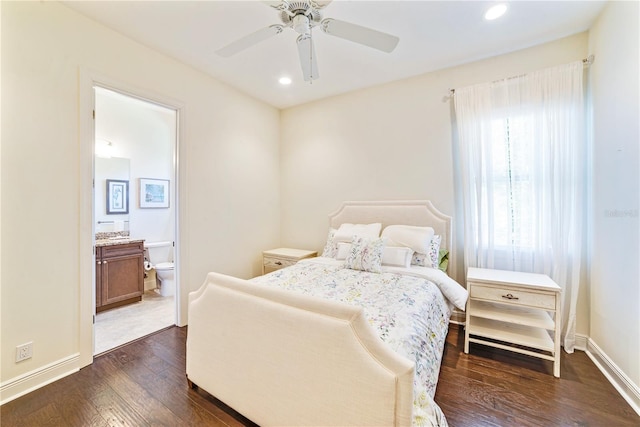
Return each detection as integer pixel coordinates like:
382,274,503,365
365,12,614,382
2,325,638,426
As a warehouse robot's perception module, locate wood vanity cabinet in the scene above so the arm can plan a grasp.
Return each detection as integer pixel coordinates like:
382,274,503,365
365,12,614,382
96,241,144,312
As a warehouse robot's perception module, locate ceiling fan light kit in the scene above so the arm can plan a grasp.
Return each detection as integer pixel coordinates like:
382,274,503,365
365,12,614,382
216,0,399,82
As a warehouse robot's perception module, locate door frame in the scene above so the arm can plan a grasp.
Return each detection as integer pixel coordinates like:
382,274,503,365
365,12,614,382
79,69,186,367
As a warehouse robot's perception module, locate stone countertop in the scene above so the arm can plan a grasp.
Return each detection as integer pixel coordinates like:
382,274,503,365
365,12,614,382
95,238,145,247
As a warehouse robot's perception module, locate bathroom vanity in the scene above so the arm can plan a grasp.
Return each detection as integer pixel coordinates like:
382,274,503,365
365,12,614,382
95,239,145,312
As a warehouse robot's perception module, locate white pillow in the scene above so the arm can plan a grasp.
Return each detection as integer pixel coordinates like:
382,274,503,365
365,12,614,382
333,223,382,243
382,246,414,268
381,225,435,254
336,242,351,260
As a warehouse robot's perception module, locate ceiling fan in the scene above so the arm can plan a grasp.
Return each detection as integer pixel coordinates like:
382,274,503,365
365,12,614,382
215,0,399,82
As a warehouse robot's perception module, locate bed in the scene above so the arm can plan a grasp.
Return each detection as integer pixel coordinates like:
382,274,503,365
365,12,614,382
186,200,468,426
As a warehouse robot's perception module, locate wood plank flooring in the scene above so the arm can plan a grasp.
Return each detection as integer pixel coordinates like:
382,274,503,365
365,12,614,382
2,325,637,426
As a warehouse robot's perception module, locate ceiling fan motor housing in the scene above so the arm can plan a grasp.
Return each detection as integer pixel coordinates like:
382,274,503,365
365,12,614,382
280,1,322,33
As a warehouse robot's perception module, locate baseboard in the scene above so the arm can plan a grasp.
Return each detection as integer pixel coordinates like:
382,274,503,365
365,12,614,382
0,353,80,405
574,333,588,352
585,338,640,416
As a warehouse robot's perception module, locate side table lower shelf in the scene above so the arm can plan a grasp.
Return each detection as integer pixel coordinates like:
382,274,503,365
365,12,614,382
468,317,556,359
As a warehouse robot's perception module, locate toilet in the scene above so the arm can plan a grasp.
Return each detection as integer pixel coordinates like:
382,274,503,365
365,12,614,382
154,261,175,297
144,241,175,297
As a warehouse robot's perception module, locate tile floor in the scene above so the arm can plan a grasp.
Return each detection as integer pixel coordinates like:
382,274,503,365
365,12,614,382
94,290,175,355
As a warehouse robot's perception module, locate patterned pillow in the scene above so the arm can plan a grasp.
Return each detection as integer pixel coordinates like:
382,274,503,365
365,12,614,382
345,236,385,273
321,228,338,258
411,235,442,268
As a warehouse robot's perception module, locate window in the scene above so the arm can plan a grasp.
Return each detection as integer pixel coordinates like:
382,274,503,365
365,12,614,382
483,116,535,251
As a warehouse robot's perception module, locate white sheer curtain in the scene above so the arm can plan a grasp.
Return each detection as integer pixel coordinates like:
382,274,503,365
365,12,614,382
454,61,586,352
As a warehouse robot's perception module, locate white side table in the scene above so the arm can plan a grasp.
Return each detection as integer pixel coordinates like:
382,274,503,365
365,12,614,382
262,248,317,275
465,267,562,377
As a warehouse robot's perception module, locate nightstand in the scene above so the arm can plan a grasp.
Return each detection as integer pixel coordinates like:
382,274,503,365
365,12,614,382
465,267,562,377
262,248,317,275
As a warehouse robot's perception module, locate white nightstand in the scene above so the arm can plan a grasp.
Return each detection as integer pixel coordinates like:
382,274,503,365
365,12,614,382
465,267,562,377
262,248,317,275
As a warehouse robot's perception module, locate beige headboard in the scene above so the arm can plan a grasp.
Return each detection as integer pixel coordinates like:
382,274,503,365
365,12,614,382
329,200,455,276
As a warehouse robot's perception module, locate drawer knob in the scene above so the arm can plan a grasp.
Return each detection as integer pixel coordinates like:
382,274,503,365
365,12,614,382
502,293,519,300
275,261,283,265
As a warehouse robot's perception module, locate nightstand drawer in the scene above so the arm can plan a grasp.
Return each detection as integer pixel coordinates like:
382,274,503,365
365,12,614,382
263,256,296,270
470,284,556,310
262,248,317,275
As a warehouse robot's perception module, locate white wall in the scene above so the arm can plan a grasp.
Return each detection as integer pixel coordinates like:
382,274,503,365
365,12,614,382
0,0,280,401
280,32,589,288
588,0,640,391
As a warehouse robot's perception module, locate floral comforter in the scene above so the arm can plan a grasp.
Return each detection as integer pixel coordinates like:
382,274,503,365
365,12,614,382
251,258,451,426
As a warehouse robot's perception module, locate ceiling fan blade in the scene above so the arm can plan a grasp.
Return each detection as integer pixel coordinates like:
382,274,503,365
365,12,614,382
297,33,319,82
216,25,284,57
321,18,399,53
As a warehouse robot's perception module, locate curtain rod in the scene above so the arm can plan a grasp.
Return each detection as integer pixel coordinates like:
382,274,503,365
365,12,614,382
448,55,594,96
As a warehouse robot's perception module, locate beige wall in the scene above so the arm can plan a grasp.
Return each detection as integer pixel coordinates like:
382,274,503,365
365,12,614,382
1,1,280,399
588,0,640,388
280,32,588,289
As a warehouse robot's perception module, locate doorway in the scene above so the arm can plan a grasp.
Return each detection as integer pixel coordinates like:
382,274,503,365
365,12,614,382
93,86,178,355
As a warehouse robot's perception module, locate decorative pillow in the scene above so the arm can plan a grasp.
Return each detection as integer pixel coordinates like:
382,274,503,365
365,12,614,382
336,242,351,260
344,236,385,273
429,234,442,267
334,223,382,243
438,248,449,272
339,243,413,267
321,228,338,258
411,235,442,268
382,246,414,268
381,225,435,254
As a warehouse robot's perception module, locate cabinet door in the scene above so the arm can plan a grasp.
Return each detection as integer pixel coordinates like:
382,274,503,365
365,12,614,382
101,245,144,306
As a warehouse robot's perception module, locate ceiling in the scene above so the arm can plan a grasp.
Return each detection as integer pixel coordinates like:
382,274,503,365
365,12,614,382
63,1,606,109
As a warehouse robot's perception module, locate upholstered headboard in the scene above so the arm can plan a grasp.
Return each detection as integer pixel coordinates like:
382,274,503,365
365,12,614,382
328,200,455,276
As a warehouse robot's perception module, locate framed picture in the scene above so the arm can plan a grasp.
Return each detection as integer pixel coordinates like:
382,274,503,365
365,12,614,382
139,178,170,208
106,179,129,214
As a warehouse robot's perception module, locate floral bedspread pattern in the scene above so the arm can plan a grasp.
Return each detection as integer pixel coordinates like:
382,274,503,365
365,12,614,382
251,259,451,427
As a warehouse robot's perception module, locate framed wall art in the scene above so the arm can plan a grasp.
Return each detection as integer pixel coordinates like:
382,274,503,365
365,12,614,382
106,179,129,214
139,178,170,208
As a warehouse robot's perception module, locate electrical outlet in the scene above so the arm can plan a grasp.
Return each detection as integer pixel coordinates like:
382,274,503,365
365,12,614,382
16,342,33,362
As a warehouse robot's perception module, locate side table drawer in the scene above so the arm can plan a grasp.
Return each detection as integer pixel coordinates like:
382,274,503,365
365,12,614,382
470,284,556,310
263,256,296,270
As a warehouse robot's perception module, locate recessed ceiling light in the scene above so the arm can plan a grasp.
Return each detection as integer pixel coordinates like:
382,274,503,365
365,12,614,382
484,3,508,21
279,77,292,85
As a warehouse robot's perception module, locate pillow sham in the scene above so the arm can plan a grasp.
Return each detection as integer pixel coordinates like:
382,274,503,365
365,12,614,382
334,223,382,243
338,243,413,268
344,236,385,273
411,234,442,268
321,228,339,258
381,225,435,255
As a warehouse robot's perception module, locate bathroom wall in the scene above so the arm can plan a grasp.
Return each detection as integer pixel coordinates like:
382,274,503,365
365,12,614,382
95,87,176,250
94,156,130,231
